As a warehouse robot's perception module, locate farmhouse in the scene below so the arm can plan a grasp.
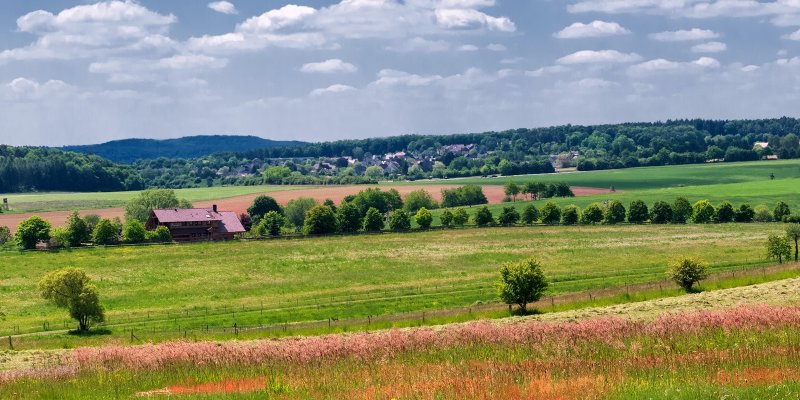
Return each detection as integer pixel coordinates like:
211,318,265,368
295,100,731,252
146,205,246,242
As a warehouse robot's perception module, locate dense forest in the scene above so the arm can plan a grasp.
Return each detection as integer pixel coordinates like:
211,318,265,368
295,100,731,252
2,118,800,192
0,146,144,193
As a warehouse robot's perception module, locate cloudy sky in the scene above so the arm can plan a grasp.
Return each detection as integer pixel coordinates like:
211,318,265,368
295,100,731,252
1,0,800,146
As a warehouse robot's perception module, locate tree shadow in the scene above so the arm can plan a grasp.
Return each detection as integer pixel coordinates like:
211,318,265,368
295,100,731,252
66,328,112,337
512,308,544,316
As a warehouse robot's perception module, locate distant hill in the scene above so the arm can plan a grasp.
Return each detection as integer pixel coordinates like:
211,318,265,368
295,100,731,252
63,135,307,163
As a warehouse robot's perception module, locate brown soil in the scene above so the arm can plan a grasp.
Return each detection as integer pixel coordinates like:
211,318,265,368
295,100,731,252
0,185,612,231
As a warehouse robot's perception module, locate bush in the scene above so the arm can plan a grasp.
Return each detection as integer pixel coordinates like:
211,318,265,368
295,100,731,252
734,204,755,223
336,202,362,233
362,208,385,232
714,201,734,223
303,205,338,235
627,200,649,224
497,206,520,226
15,216,51,249
441,185,488,207
48,227,71,249
389,210,411,231
254,211,286,236
146,226,172,243
774,201,791,222
65,211,90,247
496,258,549,314
692,200,715,224
39,267,105,332
540,202,561,224
672,197,692,224
668,257,709,292
650,201,673,224
580,203,603,225
285,197,317,231
452,208,469,226
415,207,433,229
0,226,11,246
82,215,101,238
767,234,791,263
247,195,282,222
92,219,119,245
122,220,147,243
440,209,454,227
474,206,495,227
604,200,626,224
521,204,539,225
753,205,774,222
561,205,580,225
404,190,438,213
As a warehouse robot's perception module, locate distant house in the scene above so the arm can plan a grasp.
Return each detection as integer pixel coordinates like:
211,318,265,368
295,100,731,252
146,205,246,243
753,142,770,150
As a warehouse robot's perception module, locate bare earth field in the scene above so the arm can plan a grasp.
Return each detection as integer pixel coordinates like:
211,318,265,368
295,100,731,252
0,185,610,231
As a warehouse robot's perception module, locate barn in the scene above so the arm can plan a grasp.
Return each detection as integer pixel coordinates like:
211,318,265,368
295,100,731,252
145,205,246,243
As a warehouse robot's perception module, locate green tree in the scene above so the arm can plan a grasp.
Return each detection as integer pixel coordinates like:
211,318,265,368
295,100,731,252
65,211,89,247
453,208,469,226
336,202,362,233
562,205,580,225
124,189,188,223
384,189,404,212
604,200,626,224
0,226,11,246
146,226,172,243
498,206,520,226
82,214,101,238
440,209,454,227
786,224,800,262
285,197,318,231
692,200,715,223
504,181,520,202
496,258,549,314
388,209,411,231
734,204,755,223
38,267,105,332
753,205,774,222
92,219,119,245
48,227,71,249
15,216,51,250
540,202,561,225
362,207,385,232
650,201,673,224
364,166,384,180
767,234,791,263
521,204,539,225
404,190,438,213
474,206,495,227
714,201,734,223
668,257,709,292
303,205,338,235
122,220,147,244
774,201,791,222
415,207,433,229
627,200,649,224
253,211,286,236
247,195,282,222
580,203,603,225
672,197,693,224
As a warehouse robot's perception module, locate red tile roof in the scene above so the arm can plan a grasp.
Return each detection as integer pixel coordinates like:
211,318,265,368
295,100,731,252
151,208,246,233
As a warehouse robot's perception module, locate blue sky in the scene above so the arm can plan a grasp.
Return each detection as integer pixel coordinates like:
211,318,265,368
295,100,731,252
1,0,800,146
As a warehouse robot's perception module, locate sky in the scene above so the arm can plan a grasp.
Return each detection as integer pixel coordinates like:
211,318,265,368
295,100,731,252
1,1,800,146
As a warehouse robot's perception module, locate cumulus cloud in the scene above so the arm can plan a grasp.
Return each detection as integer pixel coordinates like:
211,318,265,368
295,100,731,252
649,28,719,41
553,20,631,38
487,43,507,51
525,65,570,77
557,50,642,64
208,1,237,14
89,54,228,83
567,0,800,22
310,84,356,97
691,41,727,53
300,59,358,73
5,77,74,100
458,44,479,51
628,56,720,75
784,28,800,40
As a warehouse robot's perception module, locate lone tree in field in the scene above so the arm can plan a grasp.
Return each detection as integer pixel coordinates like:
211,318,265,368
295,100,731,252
668,257,709,293
15,216,51,250
767,234,791,264
504,181,521,202
497,258,549,314
774,201,791,222
39,267,105,332
787,224,800,262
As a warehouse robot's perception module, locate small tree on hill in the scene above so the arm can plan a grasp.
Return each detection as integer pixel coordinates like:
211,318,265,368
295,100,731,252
497,258,549,314
561,205,579,225
66,211,90,247
604,200,626,224
389,210,411,231
692,200,715,224
15,216,51,250
714,201,735,223
440,209,454,227
92,219,119,245
498,206,520,226
303,205,338,235
786,224,800,262
734,204,755,223
415,207,433,229
767,234,791,264
650,201,673,224
122,220,147,244
363,207,385,232
580,203,603,225
336,202,362,233
627,200,649,224
753,205,774,222
521,204,539,225
452,208,469,226
474,206,495,227
668,257,709,292
39,267,105,332
540,202,561,225
774,201,791,222
404,190,438,213
504,182,521,202
247,195,283,223
672,197,693,224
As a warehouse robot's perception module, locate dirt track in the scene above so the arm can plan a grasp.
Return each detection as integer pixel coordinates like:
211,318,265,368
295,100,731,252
0,185,612,231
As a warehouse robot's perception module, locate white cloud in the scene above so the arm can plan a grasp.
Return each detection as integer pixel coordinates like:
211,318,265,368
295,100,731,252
300,59,358,73
373,69,443,87
387,37,450,52
691,41,727,53
89,54,228,83
487,43,507,51
557,50,642,64
208,1,237,15
5,77,73,100
567,0,800,21
553,20,631,39
310,84,356,97
434,8,515,32
628,56,720,75
784,28,800,40
649,28,719,42
525,65,570,77
458,44,479,51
